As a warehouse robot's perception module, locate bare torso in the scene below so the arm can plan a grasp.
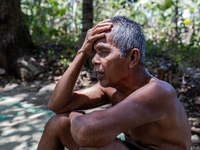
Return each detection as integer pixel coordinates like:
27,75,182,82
104,78,191,150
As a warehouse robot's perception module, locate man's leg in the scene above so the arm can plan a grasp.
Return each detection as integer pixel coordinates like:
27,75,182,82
37,113,80,150
37,113,133,150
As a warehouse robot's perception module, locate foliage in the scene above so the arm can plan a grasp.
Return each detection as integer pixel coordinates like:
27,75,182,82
21,0,82,46
21,0,200,70
60,49,76,68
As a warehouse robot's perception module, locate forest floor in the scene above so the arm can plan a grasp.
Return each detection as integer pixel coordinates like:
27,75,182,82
0,74,105,150
0,45,200,150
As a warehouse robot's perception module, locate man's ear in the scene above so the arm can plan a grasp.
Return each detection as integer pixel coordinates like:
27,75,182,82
129,48,140,68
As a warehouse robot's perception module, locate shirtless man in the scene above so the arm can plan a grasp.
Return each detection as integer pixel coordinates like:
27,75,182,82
37,16,191,150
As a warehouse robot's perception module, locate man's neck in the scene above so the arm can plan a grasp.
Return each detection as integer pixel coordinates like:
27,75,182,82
115,66,153,97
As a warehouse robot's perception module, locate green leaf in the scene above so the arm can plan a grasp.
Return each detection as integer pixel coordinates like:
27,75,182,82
182,19,191,25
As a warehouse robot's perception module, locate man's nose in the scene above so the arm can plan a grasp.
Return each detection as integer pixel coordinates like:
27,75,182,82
92,54,101,65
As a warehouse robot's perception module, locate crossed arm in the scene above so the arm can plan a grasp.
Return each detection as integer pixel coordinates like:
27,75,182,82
69,81,177,147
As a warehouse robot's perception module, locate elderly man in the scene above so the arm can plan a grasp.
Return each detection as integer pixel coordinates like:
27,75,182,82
37,16,191,150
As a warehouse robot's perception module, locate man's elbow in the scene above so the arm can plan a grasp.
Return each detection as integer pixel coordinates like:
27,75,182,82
74,125,111,147
47,97,63,113
48,103,55,111
47,95,55,109
48,102,61,113
75,127,91,146
47,99,56,110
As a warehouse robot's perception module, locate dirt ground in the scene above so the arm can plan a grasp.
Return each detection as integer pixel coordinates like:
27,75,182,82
0,76,104,150
0,81,56,150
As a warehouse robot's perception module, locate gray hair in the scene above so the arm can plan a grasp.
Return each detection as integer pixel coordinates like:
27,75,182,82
110,16,145,64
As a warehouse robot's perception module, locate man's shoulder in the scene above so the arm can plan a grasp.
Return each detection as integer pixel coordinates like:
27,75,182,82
132,78,178,105
100,78,177,99
148,78,176,96
145,78,178,108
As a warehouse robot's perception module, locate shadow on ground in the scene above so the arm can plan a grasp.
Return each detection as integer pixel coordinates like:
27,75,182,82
0,81,55,150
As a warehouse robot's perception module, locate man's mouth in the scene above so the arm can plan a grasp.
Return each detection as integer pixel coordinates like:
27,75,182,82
97,72,104,76
96,72,104,80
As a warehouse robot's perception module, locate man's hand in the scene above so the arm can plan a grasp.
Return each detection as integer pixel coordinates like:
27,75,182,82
80,19,113,56
69,111,85,124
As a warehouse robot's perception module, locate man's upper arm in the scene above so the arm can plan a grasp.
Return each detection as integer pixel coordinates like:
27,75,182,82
61,82,109,112
108,81,176,131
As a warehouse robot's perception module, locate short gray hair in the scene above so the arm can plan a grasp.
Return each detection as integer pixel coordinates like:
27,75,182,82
110,16,146,64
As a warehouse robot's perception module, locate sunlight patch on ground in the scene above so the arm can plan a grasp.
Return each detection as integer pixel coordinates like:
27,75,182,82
0,95,54,150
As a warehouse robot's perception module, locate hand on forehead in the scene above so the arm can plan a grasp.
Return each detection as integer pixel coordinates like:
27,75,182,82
93,31,114,51
93,21,116,47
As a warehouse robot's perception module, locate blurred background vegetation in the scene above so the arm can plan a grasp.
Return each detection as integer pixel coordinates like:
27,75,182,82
21,0,199,65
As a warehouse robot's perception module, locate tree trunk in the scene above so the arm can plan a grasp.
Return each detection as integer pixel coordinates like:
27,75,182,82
82,0,93,34
82,0,93,69
0,0,43,81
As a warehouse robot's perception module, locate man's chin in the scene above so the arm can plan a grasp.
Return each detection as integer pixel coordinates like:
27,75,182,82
99,81,110,88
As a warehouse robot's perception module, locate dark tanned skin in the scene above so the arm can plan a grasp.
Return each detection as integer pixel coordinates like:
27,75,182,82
37,19,191,150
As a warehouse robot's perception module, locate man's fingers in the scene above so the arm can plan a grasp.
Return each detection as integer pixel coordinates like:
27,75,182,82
93,22,113,31
99,19,111,23
81,19,112,53
86,23,112,35
92,25,112,35
87,19,112,36
95,21,113,27
69,111,84,123
89,33,106,43
93,18,112,30
86,24,111,44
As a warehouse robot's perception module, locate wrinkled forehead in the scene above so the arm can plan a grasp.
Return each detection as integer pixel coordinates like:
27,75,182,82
93,25,118,49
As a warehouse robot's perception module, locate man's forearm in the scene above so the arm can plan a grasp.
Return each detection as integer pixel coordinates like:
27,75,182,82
48,20,112,113
70,109,117,147
48,51,89,113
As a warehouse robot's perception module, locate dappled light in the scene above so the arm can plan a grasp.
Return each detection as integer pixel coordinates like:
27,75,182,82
0,74,94,149
0,94,55,150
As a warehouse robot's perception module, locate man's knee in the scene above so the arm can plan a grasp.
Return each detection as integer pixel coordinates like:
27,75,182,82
45,113,70,132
